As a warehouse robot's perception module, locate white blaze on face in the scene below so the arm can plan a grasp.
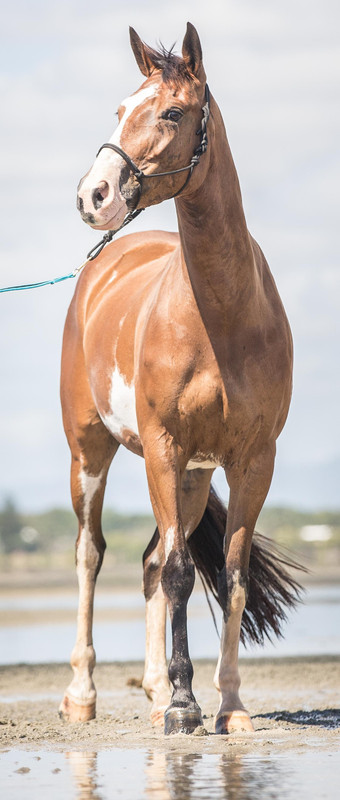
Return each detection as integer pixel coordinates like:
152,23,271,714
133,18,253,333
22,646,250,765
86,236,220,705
80,84,157,228
91,84,157,188
108,84,158,150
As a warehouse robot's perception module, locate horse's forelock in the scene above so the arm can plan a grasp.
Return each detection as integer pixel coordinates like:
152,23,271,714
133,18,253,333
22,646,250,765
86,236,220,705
145,43,194,86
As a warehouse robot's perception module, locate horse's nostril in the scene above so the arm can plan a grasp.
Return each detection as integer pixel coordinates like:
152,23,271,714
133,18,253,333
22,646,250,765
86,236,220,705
92,181,109,210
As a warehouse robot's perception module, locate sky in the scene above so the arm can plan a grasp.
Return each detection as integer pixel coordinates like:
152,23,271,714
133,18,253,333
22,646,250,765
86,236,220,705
0,0,339,513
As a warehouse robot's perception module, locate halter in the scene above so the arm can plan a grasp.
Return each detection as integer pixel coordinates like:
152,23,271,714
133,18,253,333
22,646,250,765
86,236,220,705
91,84,211,254
0,86,210,291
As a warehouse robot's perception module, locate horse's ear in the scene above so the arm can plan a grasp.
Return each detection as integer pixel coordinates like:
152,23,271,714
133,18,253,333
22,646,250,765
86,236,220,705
182,22,205,79
129,27,155,76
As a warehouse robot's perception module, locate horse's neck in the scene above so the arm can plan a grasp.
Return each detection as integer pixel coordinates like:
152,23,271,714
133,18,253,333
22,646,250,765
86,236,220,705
176,104,256,334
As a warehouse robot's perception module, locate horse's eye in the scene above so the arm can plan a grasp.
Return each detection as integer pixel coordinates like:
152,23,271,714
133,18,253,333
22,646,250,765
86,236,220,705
163,108,183,123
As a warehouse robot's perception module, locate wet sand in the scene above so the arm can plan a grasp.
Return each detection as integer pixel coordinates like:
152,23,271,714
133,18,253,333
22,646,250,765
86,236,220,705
0,657,339,754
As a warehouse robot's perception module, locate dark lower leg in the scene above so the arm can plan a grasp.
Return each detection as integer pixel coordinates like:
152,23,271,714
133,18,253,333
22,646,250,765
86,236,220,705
162,549,202,734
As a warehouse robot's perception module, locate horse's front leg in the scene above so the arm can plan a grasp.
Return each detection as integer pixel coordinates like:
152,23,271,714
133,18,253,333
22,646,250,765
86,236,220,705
143,436,203,735
215,444,275,734
142,468,212,726
59,436,117,722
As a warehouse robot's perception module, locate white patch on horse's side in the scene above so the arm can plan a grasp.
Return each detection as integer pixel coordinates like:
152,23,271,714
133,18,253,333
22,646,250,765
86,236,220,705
164,526,175,561
101,367,139,438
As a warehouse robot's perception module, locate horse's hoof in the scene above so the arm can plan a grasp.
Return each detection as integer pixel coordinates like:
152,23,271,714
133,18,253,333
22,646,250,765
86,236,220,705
215,710,254,734
164,707,203,735
58,695,96,723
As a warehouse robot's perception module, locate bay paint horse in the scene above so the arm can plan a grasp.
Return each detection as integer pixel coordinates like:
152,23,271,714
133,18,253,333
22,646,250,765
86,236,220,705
59,24,298,735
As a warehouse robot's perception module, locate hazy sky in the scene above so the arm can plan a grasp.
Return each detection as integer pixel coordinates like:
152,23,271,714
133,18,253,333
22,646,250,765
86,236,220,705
1,0,339,512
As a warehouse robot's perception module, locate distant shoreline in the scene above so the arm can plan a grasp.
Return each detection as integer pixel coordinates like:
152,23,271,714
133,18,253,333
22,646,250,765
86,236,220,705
0,562,340,592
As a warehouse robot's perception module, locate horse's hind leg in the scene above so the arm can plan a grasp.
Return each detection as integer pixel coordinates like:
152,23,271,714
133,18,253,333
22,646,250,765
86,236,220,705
59,421,118,722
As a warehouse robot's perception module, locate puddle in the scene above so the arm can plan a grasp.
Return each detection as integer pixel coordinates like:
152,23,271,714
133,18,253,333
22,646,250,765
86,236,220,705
1,747,340,799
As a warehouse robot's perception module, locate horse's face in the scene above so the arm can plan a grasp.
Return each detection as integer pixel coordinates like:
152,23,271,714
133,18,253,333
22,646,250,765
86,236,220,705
77,24,207,231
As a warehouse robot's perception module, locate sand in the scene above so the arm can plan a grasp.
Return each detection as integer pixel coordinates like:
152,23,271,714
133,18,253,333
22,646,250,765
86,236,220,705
0,657,339,755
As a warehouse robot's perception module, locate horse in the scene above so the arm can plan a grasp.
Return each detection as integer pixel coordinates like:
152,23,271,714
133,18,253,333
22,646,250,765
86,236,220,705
59,23,296,735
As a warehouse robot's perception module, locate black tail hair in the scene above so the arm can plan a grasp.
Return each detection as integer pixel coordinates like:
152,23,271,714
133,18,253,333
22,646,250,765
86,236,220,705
187,487,307,646
146,487,306,647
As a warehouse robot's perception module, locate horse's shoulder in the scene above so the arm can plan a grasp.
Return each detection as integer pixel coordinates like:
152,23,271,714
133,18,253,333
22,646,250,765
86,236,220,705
87,229,178,282
68,229,179,318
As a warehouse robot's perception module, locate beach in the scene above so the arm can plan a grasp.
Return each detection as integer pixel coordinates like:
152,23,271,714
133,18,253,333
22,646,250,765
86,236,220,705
1,657,339,754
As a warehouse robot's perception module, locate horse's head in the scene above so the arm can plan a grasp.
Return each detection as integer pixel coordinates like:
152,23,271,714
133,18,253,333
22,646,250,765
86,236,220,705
77,23,208,231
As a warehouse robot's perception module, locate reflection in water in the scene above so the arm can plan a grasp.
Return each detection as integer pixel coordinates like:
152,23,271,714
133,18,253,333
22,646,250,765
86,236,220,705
66,751,103,800
144,750,281,800
219,755,279,800
2,746,339,799
63,746,340,800
66,748,282,800
144,751,170,800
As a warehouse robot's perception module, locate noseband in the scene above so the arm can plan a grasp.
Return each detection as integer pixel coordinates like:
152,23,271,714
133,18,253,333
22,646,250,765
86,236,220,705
96,84,210,201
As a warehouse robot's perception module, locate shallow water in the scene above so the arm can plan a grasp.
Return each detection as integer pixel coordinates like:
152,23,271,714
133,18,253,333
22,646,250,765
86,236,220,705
0,585,339,665
1,747,339,800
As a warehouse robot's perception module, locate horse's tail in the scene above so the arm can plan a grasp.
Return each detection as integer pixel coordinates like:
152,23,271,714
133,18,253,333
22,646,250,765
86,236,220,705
187,487,307,646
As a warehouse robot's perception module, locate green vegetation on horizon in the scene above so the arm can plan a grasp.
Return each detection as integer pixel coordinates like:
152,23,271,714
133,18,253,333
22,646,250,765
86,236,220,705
0,498,340,570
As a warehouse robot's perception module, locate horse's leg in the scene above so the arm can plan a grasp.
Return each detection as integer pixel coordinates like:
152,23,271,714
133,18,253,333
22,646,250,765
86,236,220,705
59,422,118,722
142,469,213,726
215,444,275,734
142,535,169,726
143,447,211,734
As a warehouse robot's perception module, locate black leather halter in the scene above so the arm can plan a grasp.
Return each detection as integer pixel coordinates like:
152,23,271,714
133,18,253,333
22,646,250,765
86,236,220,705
86,86,210,260
96,84,210,201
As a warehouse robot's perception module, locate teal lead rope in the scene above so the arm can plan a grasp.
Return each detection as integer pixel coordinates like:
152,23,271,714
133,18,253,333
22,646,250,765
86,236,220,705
0,265,86,293
0,209,143,294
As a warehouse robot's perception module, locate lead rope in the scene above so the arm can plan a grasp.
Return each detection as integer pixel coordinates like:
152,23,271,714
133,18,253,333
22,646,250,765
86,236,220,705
1,85,210,294
0,208,144,293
